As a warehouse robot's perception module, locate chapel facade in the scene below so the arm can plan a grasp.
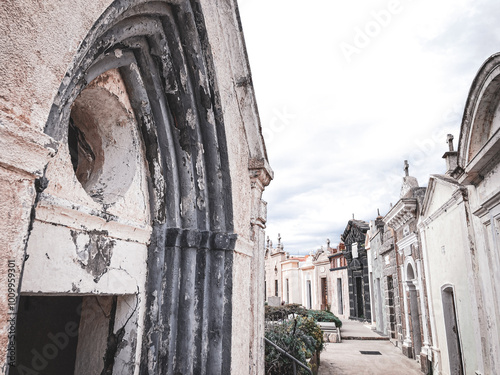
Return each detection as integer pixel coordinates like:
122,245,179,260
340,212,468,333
418,53,500,375
341,220,371,321
384,163,432,372
366,213,400,342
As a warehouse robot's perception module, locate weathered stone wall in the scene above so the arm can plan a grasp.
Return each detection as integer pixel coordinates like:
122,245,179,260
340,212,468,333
385,177,433,371
300,266,315,309
265,246,286,303
367,223,389,335
0,1,272,374
313,252,330,310
380,228,400,345
200,3,274,370
0,2,110,371
328,267,349,319
453,53,500,375
419,182,480,375
281,261,301,305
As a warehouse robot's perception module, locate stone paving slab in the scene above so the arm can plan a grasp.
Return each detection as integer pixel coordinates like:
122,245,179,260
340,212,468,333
318,340,422,375
339,319,389,340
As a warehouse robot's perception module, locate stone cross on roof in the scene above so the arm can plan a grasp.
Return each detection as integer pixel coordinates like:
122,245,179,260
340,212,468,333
447,134,454,151
404,160,409,177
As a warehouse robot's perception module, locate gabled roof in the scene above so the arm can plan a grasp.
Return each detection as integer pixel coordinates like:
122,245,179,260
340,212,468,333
385,198,418,231
420,174,462,218
340,219,369,243
384,169,427,230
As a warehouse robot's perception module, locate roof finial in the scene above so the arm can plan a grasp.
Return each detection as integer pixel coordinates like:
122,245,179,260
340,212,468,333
377,208,380,216
278,233,281,246
352,213,355,220
404,160,409,177
447,134,454,152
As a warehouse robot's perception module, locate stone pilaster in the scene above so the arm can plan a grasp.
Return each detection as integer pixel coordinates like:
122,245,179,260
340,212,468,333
247,159,272,375
0,114,55,372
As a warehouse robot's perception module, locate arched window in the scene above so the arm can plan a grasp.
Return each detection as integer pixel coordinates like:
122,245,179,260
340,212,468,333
406,263,415,280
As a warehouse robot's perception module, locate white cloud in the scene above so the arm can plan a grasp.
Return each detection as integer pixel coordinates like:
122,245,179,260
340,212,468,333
239,0,500,254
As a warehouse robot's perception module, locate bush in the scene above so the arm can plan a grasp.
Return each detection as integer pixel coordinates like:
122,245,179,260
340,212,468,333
265,304,342,326
265,316,323,375
307,309,342,328
298,316,324,353
265,320,307,374
265,303,307,321
264,304,341,374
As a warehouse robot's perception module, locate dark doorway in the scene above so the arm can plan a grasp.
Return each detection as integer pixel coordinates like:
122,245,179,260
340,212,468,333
286,279,290,304
442,287,464,375
356,277,364,317
376,278,385,333
307,280,312,309
409,287,422,358
337,278,343,315
321,278,328,310
11,296,82,375
387,276,396,339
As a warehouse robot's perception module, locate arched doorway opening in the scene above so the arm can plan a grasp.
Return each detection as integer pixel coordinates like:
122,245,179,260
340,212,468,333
442,285,464,375
406,263,422,360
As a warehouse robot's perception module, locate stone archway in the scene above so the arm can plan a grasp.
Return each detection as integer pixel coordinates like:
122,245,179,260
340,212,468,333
19,1,238,374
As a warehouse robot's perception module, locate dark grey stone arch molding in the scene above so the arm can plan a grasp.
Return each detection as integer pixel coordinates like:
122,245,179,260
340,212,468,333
43,1,236,373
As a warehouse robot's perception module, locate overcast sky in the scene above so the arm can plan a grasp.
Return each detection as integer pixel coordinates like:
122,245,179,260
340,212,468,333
238,0,500,254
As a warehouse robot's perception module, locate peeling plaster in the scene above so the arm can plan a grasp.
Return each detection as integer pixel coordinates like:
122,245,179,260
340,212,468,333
71,229,115,282
1,0,273,373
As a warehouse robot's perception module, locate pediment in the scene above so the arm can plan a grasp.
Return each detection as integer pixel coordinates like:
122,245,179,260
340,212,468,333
385,199,417,231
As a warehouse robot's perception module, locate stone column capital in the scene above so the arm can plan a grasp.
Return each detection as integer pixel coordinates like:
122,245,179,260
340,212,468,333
249,158,273,189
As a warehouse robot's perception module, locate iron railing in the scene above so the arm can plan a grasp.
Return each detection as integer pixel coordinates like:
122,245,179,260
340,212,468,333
264,337,313,375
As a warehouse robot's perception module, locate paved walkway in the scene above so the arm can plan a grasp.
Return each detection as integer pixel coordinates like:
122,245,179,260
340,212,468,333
318,320,422,375
339,319,389,340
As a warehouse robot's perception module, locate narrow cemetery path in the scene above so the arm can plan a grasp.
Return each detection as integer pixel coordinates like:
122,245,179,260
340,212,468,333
318,320,422,375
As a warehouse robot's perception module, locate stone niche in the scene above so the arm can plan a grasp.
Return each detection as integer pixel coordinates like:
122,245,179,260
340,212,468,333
14,69,151,375
68,69,139,206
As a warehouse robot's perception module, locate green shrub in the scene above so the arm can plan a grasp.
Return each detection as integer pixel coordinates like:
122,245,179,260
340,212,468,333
265,320,308,375
265,316,324,375
264,304,341,374
307,309,342,328
265,304,342,327
265,303,307,321
297,316,324,353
